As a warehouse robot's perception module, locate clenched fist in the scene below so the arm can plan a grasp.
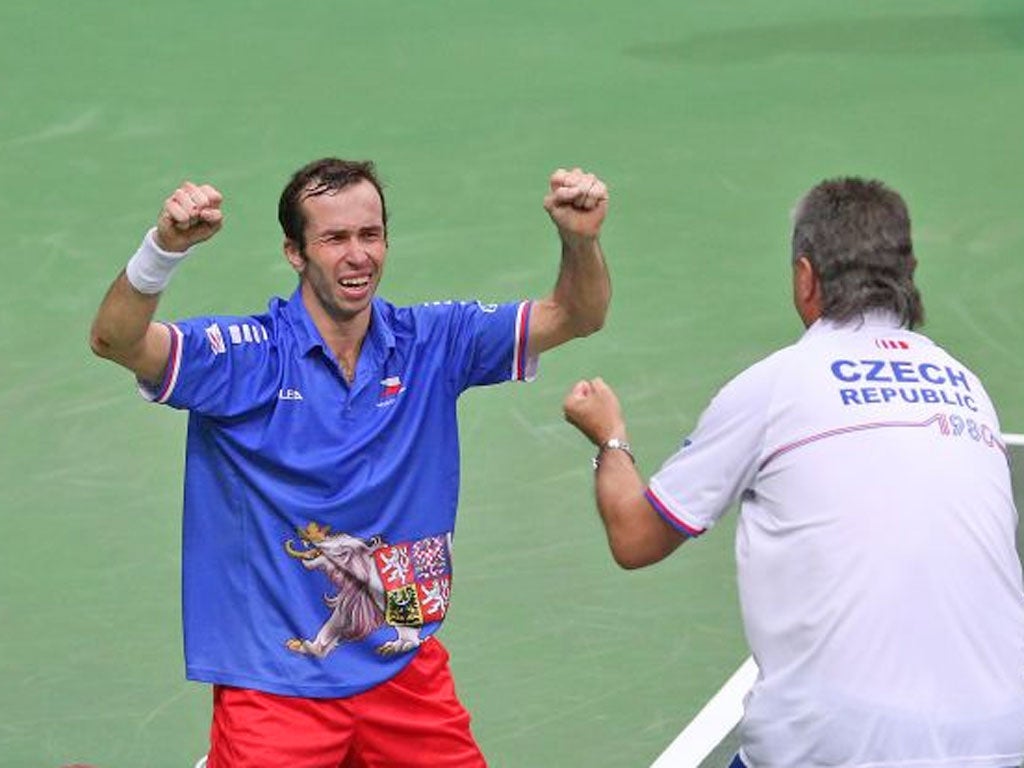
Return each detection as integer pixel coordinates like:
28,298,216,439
543,167,608,241
156,181,224,252
562,377,626,446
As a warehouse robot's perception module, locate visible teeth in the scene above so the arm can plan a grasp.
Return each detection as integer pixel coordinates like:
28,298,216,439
340,278,369,288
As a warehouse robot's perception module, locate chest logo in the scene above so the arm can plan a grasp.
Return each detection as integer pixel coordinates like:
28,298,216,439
278,388,304,401
377,376,405,407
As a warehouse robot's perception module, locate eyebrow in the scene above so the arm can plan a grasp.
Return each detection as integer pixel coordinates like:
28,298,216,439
316,225,384,238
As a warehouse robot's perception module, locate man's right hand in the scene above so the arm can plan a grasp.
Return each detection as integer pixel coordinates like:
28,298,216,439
156,181,224,252
563,377,628,447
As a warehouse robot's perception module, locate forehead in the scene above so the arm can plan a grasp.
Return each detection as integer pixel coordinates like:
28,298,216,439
300,179,384,234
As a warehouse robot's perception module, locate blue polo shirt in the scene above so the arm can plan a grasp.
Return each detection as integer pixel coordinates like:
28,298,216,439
142,289,535,697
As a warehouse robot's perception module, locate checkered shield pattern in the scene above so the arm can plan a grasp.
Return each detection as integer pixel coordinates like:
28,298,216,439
373,535,452,626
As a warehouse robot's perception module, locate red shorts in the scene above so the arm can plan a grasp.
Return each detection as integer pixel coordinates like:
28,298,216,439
207,638,486,768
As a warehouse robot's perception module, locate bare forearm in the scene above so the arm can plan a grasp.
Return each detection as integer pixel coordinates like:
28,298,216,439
593,445,686,569
551,234,611,337
531,168,611,355
89,183,223,381
89,272,163,371
564,377,688,569
530,235,611,355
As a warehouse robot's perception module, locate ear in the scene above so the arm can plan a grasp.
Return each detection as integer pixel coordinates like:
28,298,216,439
792,255,822,327
283,239,305,274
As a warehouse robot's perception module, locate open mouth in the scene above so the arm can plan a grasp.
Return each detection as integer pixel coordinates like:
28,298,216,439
338,276,371,290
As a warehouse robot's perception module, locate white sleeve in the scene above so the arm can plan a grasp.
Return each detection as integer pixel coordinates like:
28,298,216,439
646,357,777,537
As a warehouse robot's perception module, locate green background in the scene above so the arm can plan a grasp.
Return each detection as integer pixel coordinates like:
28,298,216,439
2,1,1023,766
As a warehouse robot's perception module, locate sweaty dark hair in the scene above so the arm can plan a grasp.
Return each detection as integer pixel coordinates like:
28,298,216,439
791,177,924,329
278,158,388,252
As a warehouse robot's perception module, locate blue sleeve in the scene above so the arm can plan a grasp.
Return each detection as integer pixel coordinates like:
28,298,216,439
436,300,536,393
139,315,280,418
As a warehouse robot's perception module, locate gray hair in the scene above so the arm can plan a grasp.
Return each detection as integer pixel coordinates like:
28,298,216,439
791,177,923,328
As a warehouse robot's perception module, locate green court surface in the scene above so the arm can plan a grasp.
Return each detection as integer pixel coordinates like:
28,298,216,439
2,2,1023,766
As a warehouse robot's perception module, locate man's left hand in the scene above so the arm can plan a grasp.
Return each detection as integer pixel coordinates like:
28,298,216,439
544,167,608,241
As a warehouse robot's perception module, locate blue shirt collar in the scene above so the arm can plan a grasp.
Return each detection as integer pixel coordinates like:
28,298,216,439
283,288,396,361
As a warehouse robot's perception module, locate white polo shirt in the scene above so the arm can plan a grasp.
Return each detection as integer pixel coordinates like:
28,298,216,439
647,313,1024,768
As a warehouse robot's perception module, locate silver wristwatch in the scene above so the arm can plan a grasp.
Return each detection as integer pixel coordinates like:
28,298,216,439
592,438,636,469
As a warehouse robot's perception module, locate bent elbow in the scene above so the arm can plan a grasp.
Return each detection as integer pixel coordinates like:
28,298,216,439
575,314,606,339
568,309,607,340
609,542,655,571
608,530,683,570
89,328,114,360
613,553,648,571
89,325,135,368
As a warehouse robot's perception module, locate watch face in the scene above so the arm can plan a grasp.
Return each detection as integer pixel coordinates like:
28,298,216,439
599,439,635,465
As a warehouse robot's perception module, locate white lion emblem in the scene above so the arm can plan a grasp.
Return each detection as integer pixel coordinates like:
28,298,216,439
284,523,435,658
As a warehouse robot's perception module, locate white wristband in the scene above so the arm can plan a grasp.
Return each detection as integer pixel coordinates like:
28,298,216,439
125,228,195,294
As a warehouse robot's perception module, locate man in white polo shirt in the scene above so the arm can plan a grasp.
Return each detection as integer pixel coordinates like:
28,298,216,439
562,178,1024,768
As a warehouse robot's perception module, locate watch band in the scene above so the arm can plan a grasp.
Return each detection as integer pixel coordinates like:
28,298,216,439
592,438,635,469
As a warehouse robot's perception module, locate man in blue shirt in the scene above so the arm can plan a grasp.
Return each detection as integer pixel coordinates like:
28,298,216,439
89,158,611,767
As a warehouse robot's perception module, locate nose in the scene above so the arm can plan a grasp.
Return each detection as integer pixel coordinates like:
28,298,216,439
346,247,369,264
339,240,372,268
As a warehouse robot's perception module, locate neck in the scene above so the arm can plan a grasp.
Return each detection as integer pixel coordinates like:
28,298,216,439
301,286,371,382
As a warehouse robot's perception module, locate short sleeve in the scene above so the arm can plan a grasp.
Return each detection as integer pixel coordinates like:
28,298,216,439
441,300,536,392
646,357,777,537
138,316,279,417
